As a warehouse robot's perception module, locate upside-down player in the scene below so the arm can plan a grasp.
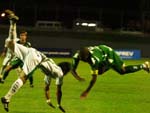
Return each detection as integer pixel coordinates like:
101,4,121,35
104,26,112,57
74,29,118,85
1,9,71,113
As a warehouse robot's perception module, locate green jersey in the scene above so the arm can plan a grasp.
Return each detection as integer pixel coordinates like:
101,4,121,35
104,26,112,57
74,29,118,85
72,45,124,75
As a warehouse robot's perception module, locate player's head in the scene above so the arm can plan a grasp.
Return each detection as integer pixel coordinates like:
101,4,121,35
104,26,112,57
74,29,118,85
58,62,71,75
79,47,90,62
19,30,27,44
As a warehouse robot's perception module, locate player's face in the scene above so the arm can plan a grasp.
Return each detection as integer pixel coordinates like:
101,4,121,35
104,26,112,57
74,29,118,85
20,33,27,44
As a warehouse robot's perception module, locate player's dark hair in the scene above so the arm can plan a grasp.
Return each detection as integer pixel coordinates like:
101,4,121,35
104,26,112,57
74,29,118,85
79,47,90,61
19,30,27,35
58,62,71,75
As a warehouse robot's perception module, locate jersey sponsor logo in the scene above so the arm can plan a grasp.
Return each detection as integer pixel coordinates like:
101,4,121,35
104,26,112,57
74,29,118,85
116,51,134,57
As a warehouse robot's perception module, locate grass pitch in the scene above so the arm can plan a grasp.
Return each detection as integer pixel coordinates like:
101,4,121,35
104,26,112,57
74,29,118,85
0,58,150,113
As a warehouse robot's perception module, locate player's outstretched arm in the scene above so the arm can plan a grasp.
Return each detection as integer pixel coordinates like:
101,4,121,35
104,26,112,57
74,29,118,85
80,74,97,99
71,69,85,81
56,85,66,113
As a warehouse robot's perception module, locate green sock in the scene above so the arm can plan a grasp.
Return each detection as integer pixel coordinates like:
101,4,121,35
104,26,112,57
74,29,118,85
3,70,9,80
124,65,142,74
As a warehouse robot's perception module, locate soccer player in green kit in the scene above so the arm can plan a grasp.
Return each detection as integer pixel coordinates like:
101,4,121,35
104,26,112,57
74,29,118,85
71,45,150,99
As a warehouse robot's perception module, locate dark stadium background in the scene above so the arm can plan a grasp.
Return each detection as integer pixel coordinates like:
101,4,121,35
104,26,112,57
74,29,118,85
0,0,148,28
0,0,150,57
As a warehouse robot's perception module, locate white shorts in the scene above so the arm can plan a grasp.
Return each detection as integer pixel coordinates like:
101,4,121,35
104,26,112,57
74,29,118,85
41,59,63,85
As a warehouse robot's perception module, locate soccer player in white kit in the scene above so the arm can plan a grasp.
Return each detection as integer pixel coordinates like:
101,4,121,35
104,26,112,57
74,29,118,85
1,9,71,113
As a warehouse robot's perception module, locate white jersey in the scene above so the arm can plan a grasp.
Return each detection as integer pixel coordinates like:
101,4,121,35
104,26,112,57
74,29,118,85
14,42,29,61
14,43,42,74
14,43,63,85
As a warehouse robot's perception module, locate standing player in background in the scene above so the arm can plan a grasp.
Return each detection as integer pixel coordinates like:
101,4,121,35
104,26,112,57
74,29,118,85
0,30,34,87
1,9,71,113
71,45,150,99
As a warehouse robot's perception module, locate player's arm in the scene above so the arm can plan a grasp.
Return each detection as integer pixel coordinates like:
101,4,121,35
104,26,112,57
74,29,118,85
71,69,85,81
80,70,98,99
71,53,85,81
56,84,66,112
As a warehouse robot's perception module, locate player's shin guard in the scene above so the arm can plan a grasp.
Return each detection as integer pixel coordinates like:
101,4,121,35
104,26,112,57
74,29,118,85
4,78,23,101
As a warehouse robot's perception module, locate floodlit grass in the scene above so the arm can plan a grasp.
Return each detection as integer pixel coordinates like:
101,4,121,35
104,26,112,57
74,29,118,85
0,57,150,113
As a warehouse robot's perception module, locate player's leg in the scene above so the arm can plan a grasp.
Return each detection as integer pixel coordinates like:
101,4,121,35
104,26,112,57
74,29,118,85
1,53,40,112
123,61,150,74
0,66,6,83
4,10,19,52
4,9,19,39
0,65,7,83
1,65,13,82
0,55,12,83
44,76,55,108
1,70,27,112
18,60,35,88
112,51,150,74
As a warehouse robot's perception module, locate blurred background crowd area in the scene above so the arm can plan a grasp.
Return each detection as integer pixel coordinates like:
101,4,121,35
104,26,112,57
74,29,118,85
0,0,150,33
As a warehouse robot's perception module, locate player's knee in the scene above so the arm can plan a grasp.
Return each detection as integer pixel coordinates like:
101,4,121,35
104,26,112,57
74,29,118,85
118,65,126,75
115,68,126,75
119,71,126,75
5,65,12,71
20,72,28,83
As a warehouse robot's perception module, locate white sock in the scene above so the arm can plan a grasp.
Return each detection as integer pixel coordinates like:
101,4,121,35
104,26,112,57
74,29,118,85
5,78,23,101
8,20,17,40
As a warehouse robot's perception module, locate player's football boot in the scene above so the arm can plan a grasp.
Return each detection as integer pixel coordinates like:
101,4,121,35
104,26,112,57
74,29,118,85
143,61,150,73
4,9,19,21
1,97,9,112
